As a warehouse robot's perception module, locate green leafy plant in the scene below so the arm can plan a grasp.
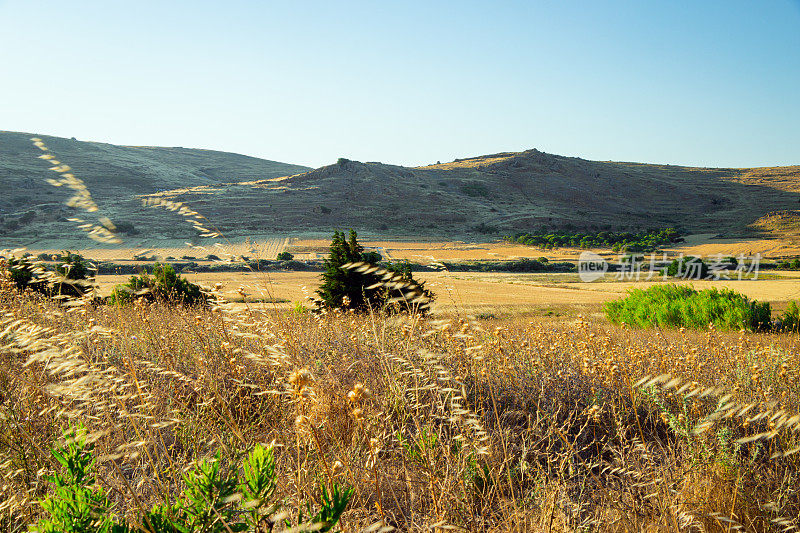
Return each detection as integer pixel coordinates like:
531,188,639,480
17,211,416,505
276,251,294,261
109,263,206,306
52,251,93,298
35,425,124,533
780,300,800,332
665,256,711,279
35,427,352,533
605,284,772,331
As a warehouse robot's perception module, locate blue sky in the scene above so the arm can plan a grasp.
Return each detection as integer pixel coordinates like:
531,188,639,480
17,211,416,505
1,0,798,168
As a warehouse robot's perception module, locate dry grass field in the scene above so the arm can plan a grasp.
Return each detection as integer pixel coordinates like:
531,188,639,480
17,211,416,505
27,232,799,268
88,268,800,317
5,231,800,531
4,133,800,531
3,272,800,531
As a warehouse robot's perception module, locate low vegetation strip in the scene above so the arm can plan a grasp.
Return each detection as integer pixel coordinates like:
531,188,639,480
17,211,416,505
604,284,773,331
505,227,683,252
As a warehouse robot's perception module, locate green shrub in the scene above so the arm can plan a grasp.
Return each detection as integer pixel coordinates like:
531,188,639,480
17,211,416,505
276,251,294,261
4,256,43,291
34,425,352,533
781,301,800,332
109,263,205,306
666,256,710,279
459,182,489,198
604,284,771,331
52,251,92,298
113,221,139,235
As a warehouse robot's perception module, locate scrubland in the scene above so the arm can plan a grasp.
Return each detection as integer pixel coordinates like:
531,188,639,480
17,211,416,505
2,274,800,531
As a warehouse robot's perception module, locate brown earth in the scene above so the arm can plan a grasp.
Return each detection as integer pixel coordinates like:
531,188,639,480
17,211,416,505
2,131,800,248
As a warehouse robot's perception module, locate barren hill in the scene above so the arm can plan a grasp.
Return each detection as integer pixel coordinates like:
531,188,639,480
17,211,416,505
137,150,800,241
0,131,310,242
2,131,799,246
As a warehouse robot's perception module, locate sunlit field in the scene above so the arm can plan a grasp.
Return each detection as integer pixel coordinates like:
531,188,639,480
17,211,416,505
89,269,800,317
3,259,800,531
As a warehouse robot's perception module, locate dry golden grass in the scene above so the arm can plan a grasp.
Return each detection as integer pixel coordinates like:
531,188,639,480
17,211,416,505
5,140,800,531
2,269,800,531
414,153,517,170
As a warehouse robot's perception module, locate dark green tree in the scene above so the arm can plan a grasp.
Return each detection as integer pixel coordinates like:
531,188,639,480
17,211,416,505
52,251,92,298
4,256,42,291
315,230,432,313
666,256,710,280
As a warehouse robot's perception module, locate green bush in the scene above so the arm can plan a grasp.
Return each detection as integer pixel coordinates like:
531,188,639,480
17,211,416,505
780,301,800,332
113,221,139,235
4,256,44,292
110,263,205,306
52,251,92,298
459,182,490,198
778,258,800,270
315,230,432,313
665,256,710,279
604,284,771,331
34,425,352,533
276,251,294,261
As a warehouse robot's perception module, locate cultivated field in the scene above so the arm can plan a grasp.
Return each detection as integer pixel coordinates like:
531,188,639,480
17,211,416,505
86,269,800,319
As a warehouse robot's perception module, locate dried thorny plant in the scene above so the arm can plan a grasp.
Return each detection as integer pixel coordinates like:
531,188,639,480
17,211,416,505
2,273,800,531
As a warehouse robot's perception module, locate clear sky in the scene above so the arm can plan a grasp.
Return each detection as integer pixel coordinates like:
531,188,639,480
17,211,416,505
1,0,798,169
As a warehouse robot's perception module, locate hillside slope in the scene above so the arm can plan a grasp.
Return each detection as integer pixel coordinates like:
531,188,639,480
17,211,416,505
0,131,310,241
139,150,800,240
2,131,799,245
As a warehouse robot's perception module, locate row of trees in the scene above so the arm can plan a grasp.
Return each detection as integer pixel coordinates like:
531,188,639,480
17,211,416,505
506,228,683,252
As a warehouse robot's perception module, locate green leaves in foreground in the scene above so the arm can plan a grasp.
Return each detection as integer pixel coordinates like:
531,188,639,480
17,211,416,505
36,425,124,533
34,426,352,533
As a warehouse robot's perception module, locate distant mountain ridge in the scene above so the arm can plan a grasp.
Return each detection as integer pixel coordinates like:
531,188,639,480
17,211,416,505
1,130,799,245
